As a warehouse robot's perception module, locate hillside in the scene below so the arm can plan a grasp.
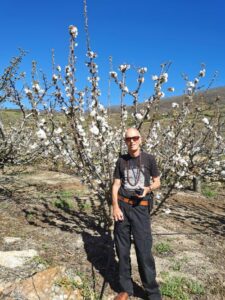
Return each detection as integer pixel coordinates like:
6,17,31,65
109,86,225,114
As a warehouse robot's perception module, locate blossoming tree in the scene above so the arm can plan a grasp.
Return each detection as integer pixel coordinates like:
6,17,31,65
0,51,55,174
20,24,225,221
1,8,225,223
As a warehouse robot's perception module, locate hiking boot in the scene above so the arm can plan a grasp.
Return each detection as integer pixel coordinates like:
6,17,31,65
114,292,129,300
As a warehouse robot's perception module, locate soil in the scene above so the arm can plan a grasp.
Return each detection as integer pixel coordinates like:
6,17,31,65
0,168,225,300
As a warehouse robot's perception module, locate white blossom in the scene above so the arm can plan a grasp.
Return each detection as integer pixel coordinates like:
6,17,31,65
32,83,41,93
90,125,99,136
187,81,195,88
55,127,62,134
138,77,145,83
36,129,47,140
87,51,97,58
186,87,193,94
69,25,78,38
194,78,199,84
167,131,175,139
24,88,32,97
123,110,128,120
30,143,38,149
65,65,71,72
202,117,209,125
199,69,206,77
52,74,58,82
138,67,147,74
90,110,97,117
135,113,143,120
61,107,69,114
56,65,61,72
110,71,118,78
152,75,158,81
38,118,46,126
123,86,129,93
177,171,185,177
163,208,171,214
172,102,179,108
119,64,130,72
159,91,165,98
98,104,105,112
175,182,183,189
155,193,161,200
160,73,168,83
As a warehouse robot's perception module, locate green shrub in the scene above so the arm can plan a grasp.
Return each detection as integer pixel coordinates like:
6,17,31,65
202,186,218,198
53,190,74,210
53,198,74,210
160,274,205,299
154,242,172,255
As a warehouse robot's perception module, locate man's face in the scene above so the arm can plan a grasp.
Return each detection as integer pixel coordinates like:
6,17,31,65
125,129,141,153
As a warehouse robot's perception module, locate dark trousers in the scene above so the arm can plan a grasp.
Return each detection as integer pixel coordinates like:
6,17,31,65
114,201,162,300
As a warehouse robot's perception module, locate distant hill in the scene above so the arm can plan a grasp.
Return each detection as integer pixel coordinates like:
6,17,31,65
109,86,225,113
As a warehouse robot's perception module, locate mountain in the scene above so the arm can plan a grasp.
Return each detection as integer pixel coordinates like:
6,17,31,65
109,86,225,113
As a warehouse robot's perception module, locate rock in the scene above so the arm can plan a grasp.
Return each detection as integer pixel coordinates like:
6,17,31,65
1,266,83,300
73,275,83,287
4,237,22,244
75,235,84,250
0,249,38,268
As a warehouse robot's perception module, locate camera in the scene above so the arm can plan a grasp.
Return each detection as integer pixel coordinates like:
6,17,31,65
135,188,144,195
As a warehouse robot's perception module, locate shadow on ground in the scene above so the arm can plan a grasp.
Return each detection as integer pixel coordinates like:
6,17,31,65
22,195,147,299
162,195,225,237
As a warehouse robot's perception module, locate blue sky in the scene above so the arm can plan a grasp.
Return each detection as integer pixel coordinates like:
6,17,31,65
1,0,225,106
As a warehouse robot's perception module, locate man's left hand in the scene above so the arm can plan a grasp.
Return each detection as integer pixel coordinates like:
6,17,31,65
136,187,149,198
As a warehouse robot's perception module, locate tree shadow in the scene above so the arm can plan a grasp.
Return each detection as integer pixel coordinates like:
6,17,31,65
21,195,147,299
162,197,225,237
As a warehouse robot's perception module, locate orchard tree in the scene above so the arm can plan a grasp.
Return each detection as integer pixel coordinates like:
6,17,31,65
21,23,225,221
0,51,55,173
1,1,225,224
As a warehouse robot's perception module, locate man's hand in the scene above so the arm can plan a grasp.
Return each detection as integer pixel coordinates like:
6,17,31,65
113,206,124,221
136,187,150,198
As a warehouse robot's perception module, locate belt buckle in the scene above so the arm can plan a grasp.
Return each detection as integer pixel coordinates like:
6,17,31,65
128,199,134,205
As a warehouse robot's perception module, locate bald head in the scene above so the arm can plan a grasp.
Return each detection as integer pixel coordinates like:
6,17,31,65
125,128,141,139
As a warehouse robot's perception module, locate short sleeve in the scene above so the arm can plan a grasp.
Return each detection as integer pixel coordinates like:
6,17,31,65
150,155,160,177
113,158,122,179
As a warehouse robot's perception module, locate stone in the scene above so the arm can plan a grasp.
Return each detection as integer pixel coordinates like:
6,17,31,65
0,249,38,268
4,237,22,244
75,235,84,250
73,275,83,287
1,267,83,300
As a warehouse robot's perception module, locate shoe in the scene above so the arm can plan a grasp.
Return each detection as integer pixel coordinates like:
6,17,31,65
114,292,129,300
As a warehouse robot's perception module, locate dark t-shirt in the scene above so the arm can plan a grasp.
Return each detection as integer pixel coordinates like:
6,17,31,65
113,151,159,200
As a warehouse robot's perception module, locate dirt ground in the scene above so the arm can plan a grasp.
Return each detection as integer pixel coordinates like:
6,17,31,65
0,168,225,300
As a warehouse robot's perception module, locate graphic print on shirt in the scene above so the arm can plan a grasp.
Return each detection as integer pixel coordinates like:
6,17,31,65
124,160,145,192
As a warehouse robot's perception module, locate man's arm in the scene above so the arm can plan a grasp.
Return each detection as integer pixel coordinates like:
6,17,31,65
137,176,161,198
149,176,161,192
112,178,124,221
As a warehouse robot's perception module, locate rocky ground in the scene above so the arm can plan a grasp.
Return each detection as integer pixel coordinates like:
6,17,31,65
0,168,225,300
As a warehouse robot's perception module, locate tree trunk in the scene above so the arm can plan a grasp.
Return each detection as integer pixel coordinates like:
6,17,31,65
193,176,201,193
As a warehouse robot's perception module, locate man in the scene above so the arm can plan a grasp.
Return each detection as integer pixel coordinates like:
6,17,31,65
112,128,162,300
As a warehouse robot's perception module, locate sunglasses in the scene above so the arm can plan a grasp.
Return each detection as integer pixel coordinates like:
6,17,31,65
125,136,140,142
